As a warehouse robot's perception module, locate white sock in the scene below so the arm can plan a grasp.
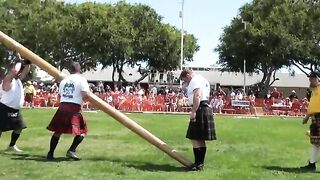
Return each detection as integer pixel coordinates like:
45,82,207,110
310,145,320,163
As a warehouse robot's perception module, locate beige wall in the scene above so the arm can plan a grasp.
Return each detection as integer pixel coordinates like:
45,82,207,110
272,87,308,99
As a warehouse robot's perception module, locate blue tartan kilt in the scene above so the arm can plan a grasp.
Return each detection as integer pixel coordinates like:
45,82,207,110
0,103,26,132
310,113,320,145
186,101,216,140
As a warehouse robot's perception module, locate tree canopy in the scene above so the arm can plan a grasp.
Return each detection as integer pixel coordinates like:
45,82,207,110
0,0,199,83
215,0,320,96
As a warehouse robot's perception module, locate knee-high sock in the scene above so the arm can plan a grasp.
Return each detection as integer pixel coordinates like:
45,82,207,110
48,135,60,154
310,145,320,163
193,147,201,164
69,135,84,152
199,147,207,164
9,132,20,146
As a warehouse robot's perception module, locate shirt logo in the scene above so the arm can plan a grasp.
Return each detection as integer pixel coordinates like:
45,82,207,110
62,82,75,98
8,112,18,118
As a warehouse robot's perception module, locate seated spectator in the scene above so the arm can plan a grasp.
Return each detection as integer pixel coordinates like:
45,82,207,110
271,87,281,99
300,97,309,114
230,89,236,100
49,92,58,107
263,92,273,114
235,89,243,100
164,89,176,112
213,86,226,98
176,93,187,112
289,90,298,101
248,91,257,116
210,95,224,114
283,97,292,108
290,98,302,116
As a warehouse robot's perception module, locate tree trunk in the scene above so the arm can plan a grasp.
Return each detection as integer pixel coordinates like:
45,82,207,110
117,60,127,83
134,72,150,84
256,65,276,98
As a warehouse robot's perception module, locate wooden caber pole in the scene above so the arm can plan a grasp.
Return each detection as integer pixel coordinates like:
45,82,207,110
0,31,192,167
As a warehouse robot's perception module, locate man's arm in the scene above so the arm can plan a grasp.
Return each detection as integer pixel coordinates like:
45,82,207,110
190,88,201,120
81,91,90,102
18,64,30,81
303,114,311,124
2,73,14,92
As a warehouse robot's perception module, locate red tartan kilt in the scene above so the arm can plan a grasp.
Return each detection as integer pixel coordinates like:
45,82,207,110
25,93,33,103
47,102,88,135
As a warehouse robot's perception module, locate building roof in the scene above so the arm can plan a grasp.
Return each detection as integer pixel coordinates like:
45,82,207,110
81,67,310,88
82,67,149,83
187,71,309,88
38,66,309,88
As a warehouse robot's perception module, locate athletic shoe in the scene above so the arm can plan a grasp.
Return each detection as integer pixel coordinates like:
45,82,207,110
46,152,54,160
189,163,204,171
6,145,23,152
300,161,316,172
66,150,81,161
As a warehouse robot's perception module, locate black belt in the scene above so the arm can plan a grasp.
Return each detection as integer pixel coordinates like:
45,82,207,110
199,100,209,107
60,102,81,107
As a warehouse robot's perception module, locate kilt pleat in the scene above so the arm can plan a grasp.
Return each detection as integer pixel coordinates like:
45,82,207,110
0,103,26,132
47,102,87,135
186,102,216,140
310,113,320,145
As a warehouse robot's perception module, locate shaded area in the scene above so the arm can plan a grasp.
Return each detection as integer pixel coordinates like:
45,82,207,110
1,152,189,171
87,156,188,172
262,165,319,174
1,152,72,162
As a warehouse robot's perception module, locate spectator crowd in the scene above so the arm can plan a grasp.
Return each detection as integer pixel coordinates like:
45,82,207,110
0,80,310,116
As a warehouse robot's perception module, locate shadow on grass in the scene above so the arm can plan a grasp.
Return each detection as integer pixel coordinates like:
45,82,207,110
262,165,320,174
87,156,188,172
1,152,71,162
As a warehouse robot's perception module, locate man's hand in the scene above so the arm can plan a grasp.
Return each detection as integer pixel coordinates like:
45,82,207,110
302,115,309,124
190,111,196,122
24,60,31,65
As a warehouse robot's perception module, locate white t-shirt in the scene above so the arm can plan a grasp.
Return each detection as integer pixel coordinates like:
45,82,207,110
59,74,90,105
187,74,210,106
0,79,24,109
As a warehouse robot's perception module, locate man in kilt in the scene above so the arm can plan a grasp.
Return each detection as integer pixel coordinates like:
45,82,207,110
300,71,320,171
179,69,216,171
46,62,90,161
0,53,31,152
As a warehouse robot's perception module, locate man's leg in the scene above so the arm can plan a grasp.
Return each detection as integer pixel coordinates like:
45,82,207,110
9,129,21,146
47,132,61,160
300,144,319,171
6,129,23,152
66,134,85,160
310,144,319,164
191,140,206,171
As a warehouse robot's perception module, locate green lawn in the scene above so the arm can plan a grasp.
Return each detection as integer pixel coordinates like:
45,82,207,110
0,109,318,180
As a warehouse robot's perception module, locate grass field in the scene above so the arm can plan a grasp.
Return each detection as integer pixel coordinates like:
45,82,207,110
0,109,319,180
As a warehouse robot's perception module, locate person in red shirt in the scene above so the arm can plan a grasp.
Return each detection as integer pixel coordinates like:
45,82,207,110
271,87,281,99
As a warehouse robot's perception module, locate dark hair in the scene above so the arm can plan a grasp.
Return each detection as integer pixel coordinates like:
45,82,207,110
69,62,80,73
308,71,320,78
179,69,192,79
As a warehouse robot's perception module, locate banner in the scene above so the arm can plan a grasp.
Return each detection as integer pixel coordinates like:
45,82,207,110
231,100,250,107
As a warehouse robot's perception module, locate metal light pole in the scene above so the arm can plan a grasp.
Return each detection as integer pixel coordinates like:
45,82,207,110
180,0,184,71
242,19,248,96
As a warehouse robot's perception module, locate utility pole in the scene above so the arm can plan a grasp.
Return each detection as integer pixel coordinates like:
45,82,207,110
242,19,248,95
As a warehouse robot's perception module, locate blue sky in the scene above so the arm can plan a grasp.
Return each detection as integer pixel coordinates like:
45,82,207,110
66,0,252,67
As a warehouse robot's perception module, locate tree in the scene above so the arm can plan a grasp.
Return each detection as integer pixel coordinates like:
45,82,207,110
0,0,199,84
97,2,199,84
287,1,320,74
215,0,320,96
